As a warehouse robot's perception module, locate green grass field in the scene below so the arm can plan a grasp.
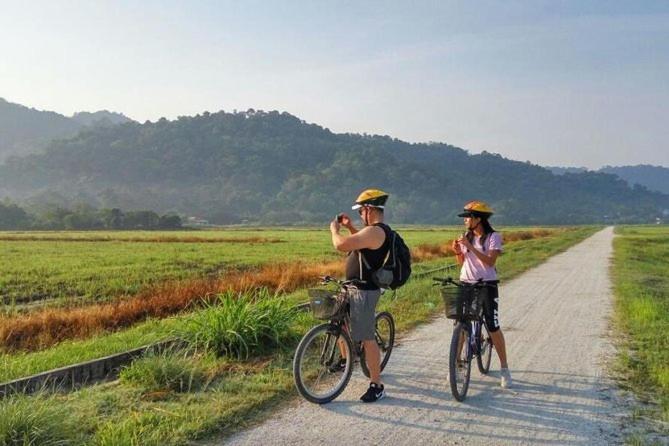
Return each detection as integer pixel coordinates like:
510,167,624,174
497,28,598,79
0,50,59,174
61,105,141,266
612,226,669,426
0,226,601,446
1,228,462,308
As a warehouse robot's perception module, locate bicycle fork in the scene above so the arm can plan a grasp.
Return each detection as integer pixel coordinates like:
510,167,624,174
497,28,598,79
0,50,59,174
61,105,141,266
469,321,481,357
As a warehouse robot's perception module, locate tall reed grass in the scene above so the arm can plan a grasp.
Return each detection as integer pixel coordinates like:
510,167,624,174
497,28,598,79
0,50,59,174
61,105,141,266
177,289,299,359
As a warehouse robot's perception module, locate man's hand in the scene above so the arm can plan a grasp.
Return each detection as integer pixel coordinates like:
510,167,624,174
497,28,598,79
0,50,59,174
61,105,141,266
330,218,341,233
338,213,352,228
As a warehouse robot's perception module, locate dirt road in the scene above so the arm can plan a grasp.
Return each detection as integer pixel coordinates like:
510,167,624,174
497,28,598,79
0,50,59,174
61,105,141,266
224,227,626,445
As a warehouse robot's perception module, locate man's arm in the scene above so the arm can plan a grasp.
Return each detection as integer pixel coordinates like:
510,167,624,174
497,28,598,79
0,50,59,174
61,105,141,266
331,221,385,252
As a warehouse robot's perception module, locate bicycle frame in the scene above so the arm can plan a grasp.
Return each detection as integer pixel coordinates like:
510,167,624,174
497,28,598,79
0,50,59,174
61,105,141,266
434,276,496,401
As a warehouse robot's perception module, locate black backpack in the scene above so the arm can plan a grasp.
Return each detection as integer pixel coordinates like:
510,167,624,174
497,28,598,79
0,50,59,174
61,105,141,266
361,225,412,290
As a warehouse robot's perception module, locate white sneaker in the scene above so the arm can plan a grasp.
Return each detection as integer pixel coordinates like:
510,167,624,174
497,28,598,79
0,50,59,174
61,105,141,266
500,368,512,388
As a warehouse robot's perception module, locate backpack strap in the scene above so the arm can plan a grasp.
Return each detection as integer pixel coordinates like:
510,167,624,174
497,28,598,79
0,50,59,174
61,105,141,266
358,223,392,271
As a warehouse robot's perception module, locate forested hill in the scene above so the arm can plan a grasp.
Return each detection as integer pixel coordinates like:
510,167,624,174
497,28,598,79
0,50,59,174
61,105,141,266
600,165,669,195
549,165,669,195
1,109,667,225
0,98,133,160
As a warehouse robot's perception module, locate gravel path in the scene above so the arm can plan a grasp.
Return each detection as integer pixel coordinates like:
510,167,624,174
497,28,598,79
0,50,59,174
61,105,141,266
223,227,626,445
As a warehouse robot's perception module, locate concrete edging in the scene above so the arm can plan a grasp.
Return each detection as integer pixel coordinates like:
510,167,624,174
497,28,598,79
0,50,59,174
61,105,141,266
0,340,176,398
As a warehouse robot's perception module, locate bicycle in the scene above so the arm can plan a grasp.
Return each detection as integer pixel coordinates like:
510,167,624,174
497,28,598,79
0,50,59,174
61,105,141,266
433,277,497,401
292,276,395,404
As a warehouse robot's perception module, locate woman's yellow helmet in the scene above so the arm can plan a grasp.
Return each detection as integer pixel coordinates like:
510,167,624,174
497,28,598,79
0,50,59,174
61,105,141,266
458,200,494,218
352,189,389,210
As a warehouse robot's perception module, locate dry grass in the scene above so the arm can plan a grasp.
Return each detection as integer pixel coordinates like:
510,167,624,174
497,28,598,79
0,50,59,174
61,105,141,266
0,229,557,352
0,260,342,352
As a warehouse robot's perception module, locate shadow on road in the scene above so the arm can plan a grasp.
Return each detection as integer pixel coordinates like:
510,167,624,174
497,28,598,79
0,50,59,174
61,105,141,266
319,350,619,445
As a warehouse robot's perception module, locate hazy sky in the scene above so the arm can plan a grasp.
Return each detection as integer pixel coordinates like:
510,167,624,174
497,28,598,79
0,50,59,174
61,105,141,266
2,1,668,168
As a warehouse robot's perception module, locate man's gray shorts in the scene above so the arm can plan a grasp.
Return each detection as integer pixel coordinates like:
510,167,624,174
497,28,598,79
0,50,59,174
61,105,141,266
349,288,381,342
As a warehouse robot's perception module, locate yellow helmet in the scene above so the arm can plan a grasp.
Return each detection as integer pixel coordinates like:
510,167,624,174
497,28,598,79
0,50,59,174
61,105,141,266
352,189,389,210
458,200,494,218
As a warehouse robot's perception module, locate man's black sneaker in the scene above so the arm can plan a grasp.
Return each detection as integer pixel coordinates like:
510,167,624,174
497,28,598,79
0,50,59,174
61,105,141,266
360,382,385,403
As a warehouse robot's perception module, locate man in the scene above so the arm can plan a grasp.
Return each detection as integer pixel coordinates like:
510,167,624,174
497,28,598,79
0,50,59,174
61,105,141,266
330,188,391,402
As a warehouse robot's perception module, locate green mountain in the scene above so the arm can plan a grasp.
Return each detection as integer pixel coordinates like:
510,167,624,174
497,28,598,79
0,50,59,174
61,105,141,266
1,109,667,225
0,98,133,160
71,110,134,127
600,165,669,195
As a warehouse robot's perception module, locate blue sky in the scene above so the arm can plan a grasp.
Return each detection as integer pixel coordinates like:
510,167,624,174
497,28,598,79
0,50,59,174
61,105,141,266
1,1,668,168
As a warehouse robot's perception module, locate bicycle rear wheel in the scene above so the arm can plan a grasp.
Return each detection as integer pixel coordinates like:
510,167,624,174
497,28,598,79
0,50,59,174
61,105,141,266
360,312,395,378
449,322,472,402
293,323,353,404
476,322,493,374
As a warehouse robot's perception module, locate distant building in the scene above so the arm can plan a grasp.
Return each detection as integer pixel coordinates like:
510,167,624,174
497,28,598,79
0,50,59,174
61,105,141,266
186,216,210,226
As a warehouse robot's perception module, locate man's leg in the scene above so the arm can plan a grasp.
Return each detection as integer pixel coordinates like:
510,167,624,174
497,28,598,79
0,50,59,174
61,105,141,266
363,339,381,384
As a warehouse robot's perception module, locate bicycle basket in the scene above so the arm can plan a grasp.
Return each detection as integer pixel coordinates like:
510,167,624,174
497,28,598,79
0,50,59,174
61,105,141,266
307,289,346,320
441,284,486,320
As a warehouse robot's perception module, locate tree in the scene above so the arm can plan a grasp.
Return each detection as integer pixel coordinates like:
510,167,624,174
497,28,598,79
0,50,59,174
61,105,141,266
0,201,31,229
124,210,160,229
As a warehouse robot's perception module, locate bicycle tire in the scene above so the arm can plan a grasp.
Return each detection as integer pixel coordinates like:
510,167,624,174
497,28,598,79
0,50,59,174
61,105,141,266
293,323,354,404
476,322,493,374
360,311,396,378
449,322,472,402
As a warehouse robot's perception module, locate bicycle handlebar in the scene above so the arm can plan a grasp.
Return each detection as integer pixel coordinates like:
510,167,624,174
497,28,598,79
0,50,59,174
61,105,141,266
432,277,499,286
319,275,364,287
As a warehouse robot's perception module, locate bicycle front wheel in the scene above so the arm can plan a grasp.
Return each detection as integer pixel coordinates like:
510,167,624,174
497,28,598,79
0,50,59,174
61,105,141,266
449,322,472,402
293,323,353,404
476,322,493,374
360,311,395,378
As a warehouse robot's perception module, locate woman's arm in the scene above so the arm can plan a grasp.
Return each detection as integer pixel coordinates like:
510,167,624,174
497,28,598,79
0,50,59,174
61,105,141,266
451,239,465,265
467,247,500,267
458,235,501,267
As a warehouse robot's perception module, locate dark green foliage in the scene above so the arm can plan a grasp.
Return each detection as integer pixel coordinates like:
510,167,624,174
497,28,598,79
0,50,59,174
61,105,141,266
0,202,181,230
1,109,667,224
0,201,30,229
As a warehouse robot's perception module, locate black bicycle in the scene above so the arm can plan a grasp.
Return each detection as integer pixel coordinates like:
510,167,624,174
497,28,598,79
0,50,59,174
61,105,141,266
292,276,395,404
433,277,496,401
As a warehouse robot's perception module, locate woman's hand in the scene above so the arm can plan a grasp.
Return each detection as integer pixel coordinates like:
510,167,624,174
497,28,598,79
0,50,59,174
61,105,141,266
451,239,462,255
458,234,473,250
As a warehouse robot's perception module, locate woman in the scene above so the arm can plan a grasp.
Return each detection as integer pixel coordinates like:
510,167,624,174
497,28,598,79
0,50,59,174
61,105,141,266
451,200,512,388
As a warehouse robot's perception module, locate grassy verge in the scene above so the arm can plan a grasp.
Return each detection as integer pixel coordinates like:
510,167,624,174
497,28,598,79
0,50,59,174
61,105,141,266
0,226,600,445
612,226,669,428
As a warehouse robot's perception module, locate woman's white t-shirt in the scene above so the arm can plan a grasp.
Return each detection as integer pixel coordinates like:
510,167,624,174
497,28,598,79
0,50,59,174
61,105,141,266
459,232,503,283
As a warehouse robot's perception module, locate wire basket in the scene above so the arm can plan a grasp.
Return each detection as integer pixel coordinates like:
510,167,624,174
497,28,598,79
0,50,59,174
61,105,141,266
307,289,347,320
441,284,486,320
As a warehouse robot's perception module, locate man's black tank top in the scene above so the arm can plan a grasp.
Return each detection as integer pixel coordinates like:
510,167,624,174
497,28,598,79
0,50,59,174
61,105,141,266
345,223,391,290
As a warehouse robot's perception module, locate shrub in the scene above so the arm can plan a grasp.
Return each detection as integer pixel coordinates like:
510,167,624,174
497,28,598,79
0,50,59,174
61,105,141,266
0,394,77,445
119,351,207,393
177,289,298,359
